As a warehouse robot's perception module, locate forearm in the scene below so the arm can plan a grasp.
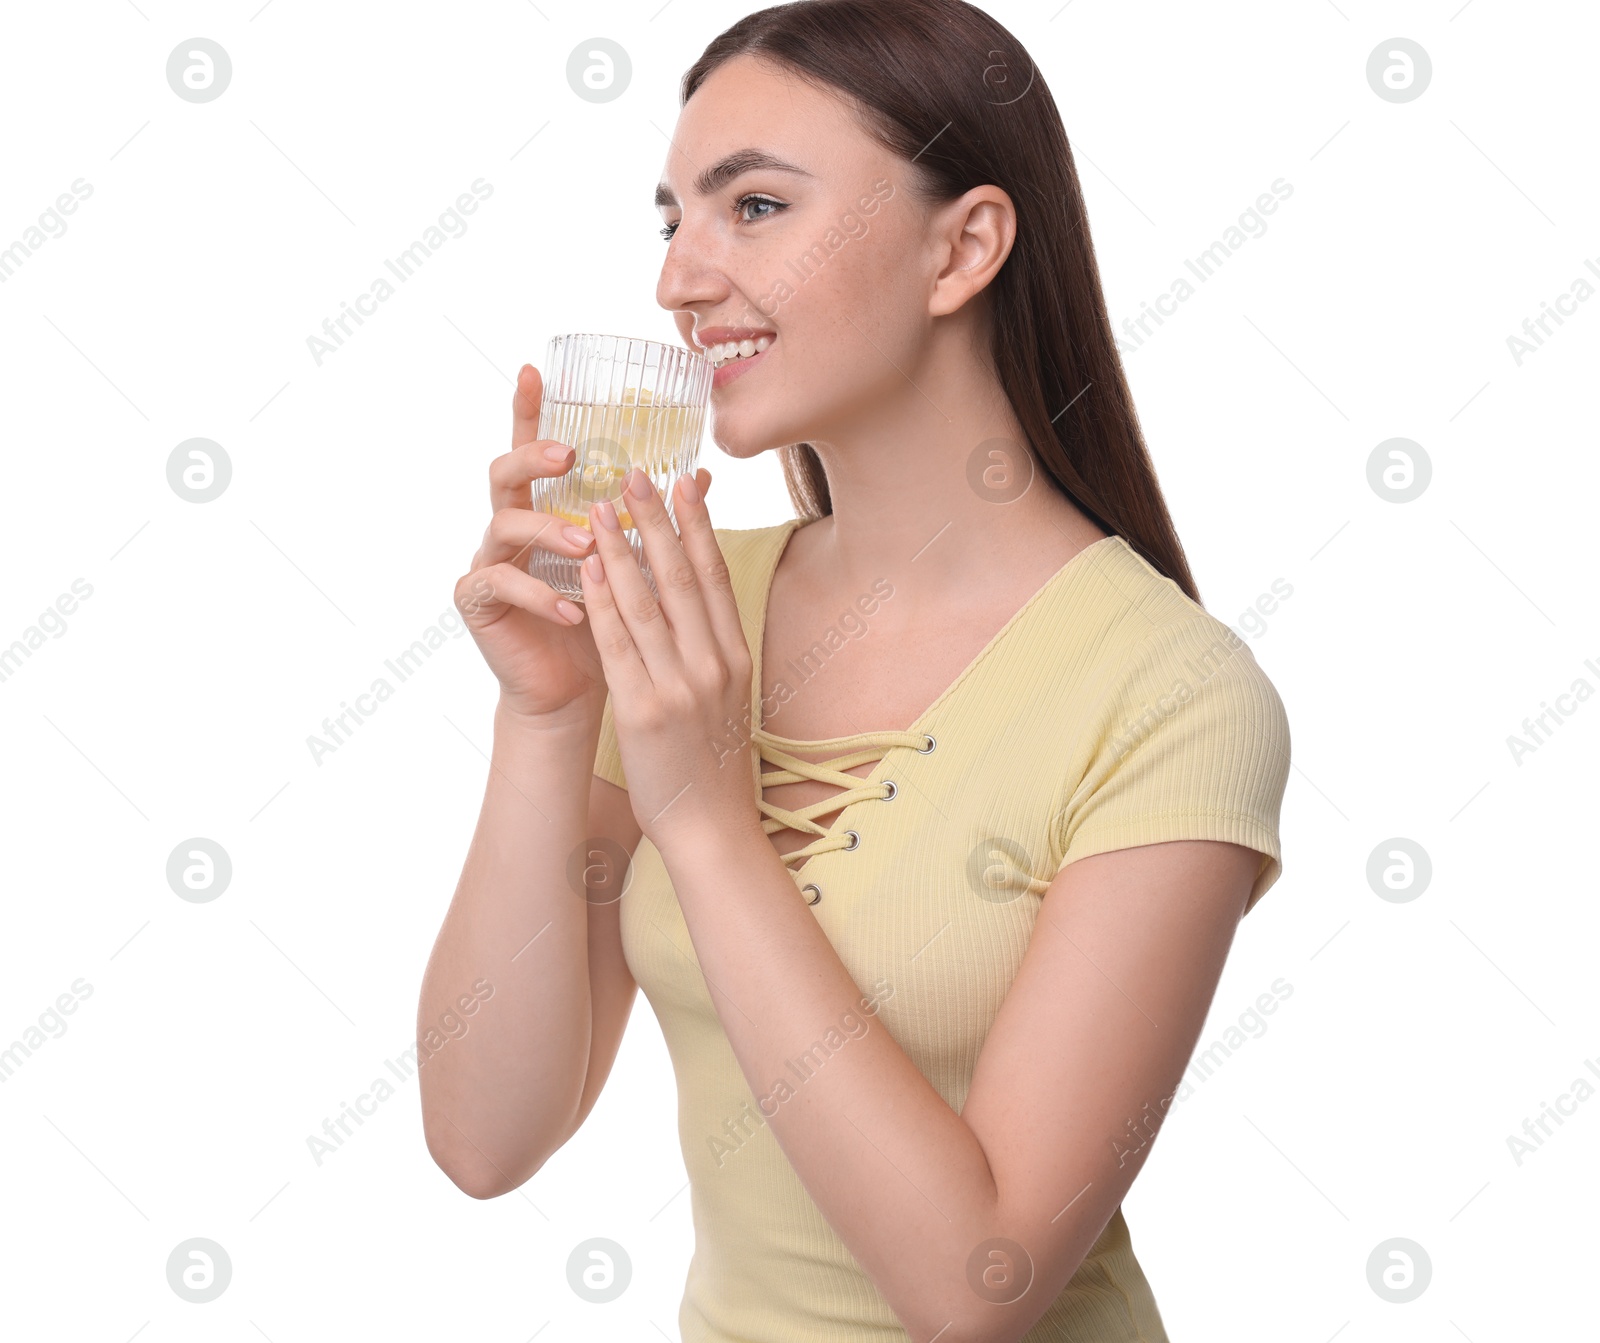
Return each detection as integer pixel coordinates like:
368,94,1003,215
418,698,601,1197
659,825,1013,1338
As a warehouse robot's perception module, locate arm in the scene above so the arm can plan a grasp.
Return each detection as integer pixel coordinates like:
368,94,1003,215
658,828,1257,1342
417,702,642,1198
421,362,701,1197
569,775,644,1133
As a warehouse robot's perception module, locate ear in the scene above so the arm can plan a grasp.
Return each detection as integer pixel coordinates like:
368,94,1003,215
928,185,1017,319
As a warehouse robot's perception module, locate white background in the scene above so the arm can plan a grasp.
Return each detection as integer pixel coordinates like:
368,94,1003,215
1,1,1595,1339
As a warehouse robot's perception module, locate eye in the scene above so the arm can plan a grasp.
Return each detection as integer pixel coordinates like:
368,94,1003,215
659,193,788,241
735,193,785,223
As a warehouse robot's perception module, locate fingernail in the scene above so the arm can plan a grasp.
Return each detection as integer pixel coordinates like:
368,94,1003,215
544,444,572,463
678,473,699,505
627,468,652,500
585,553,605,581
594,499,620,532
555,599,585,624
562,525,593,549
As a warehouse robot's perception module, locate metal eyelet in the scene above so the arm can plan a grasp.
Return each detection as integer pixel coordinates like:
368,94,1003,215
802,883,822,905
917,734,937,753
879,780,897,801
842,829,860,851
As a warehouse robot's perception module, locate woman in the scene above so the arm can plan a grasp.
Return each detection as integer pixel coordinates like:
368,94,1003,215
419,1,1291,1339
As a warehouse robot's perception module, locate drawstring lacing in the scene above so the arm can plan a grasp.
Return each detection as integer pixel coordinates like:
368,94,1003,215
749,726,935,903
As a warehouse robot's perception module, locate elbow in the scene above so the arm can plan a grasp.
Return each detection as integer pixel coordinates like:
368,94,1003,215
429,1144,539,1201
443,1164,513,1201
422,1113,549,1201
904,1301,1039,1343
899,1305,1015,1343
900,1236,1076,1343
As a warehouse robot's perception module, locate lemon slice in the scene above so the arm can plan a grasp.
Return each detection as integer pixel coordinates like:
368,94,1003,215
550,502,634,530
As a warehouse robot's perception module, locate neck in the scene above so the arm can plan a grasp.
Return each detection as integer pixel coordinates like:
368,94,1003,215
794,320,1104,618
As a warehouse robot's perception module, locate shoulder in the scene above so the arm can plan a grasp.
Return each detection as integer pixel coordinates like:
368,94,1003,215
710,520,793,571
1047,536,1291,910
1061,535,1288,738
709,518,798,610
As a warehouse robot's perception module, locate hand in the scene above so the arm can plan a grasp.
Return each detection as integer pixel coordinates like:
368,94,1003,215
578,466,759,853
454,364,714,729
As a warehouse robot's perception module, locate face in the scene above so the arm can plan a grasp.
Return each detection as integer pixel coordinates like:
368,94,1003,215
655,55,933,458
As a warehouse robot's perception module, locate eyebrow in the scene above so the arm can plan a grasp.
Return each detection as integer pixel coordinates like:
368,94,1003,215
654,149,814,209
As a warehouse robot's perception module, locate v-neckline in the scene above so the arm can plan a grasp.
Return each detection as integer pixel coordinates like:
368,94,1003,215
750,517,1125,747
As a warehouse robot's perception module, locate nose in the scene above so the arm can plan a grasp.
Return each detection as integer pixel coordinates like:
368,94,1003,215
655,211,735,326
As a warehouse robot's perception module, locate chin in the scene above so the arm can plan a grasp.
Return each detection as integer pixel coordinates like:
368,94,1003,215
708,415,800,461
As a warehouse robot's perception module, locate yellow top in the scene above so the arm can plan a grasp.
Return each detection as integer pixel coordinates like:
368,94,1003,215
592,518,1291,1342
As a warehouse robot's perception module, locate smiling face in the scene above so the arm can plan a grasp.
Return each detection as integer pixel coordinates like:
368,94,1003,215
655,54,938,458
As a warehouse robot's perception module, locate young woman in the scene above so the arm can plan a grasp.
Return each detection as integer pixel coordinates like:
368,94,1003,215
419,2,1290,1339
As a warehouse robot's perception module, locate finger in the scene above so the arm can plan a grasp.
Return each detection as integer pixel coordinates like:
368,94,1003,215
489,434,578,514
618,467,718,662
487,410,705,520
511,363,543,452
455,562,586,630
496,363,579,512
576,550,653,700
586,495,682,681
475,506,596,571
667,470,747,657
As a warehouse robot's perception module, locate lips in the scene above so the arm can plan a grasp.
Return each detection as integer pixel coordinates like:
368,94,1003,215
693,326,776,389
711,340,771,388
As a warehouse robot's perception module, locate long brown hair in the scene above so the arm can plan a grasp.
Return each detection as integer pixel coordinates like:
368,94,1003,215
681,0,1201,603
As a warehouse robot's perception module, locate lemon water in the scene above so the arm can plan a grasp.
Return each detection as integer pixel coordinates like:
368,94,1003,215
538,386,700,532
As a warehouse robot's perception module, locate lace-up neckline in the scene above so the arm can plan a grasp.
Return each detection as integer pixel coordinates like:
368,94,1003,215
748,518,1120,896
750,727,932,876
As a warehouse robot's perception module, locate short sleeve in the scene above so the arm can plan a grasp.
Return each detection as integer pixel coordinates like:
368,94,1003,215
1052,617,1290,915
592,690,628,790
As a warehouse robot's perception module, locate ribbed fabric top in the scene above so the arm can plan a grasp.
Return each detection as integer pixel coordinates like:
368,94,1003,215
592,517,1291,1342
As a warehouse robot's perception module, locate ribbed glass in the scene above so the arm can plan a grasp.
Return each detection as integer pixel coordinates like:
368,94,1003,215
528,333,713,602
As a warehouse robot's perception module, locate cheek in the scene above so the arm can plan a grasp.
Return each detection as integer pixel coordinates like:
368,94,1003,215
820,255,924,388
711,224,924,449
792,232,920,366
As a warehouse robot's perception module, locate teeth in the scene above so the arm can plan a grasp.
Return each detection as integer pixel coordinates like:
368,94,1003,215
706,335,773,368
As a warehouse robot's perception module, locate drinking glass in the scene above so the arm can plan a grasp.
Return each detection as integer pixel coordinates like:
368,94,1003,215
528,333,713,603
